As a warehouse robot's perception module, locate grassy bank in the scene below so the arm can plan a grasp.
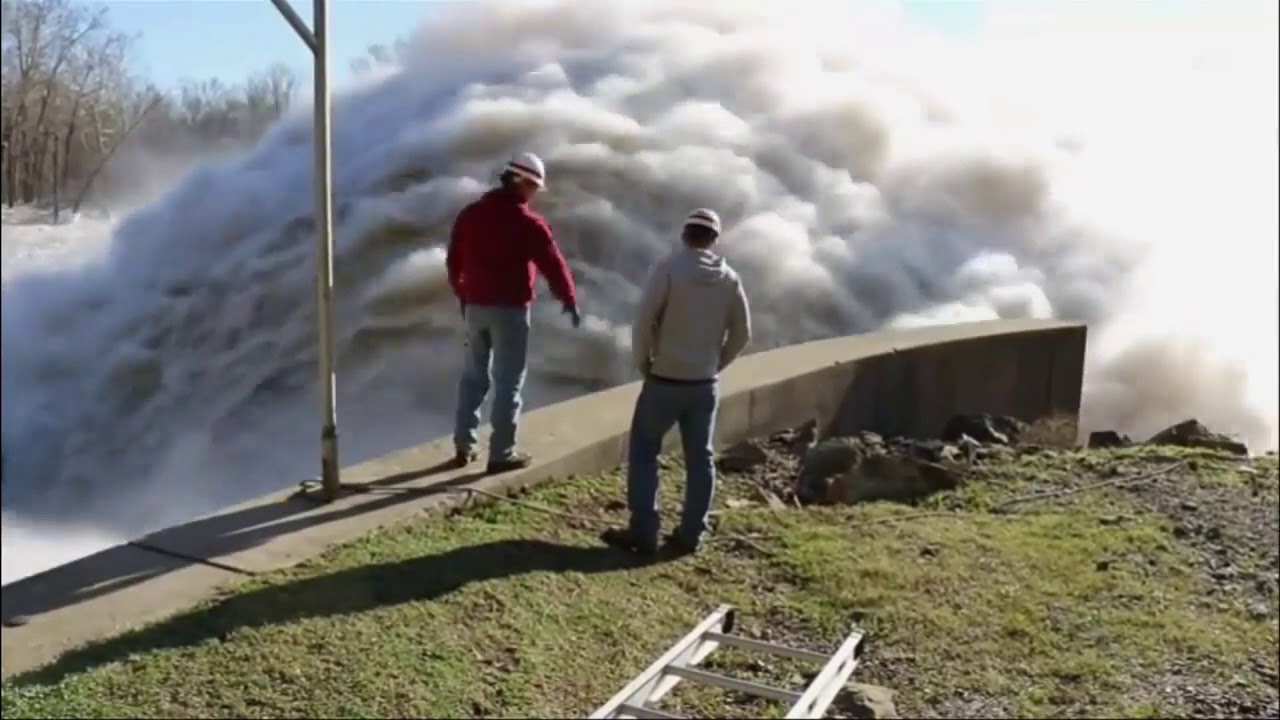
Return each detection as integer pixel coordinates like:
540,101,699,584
3,444,1277,719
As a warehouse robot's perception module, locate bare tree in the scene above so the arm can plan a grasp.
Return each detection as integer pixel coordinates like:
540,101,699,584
22,1,104,202
0,0,398,215
52,24,127,218
70,86,161,213
1,0,136,210
249,62,298,118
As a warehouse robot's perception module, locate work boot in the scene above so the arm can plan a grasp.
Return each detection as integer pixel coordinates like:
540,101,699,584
662,532,701,557
486,452,533,475
450,448,478,469
600,527,660,556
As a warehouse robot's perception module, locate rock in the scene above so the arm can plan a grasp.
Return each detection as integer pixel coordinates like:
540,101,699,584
1146,419,1248,456
717,440,771,474
1096,559,1114,572
910,439,950,462
1088,430,1132,449
1099,515,1128,526
1211,566,1238,582
771,418,820,457
797,437,867,501
803,475,838,504
854,431,886,449
974,444,1015,462
1180,500,1200,512
828,454,961,504
843,683,899,719
907,438,976,465
797,433,967,504
1248,603,1272,621
755,487,788,511
920,544,939,558
941,413,1029,446
955,434,982,460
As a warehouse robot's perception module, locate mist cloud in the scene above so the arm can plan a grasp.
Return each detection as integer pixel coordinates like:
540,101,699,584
2,0,1275,582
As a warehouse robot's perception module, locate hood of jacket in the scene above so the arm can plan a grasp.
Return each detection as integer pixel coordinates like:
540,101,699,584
669,245,735,286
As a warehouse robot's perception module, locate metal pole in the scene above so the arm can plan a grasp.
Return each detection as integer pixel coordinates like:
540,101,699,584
312,0,340,501
268,0,340,501
268,0,316,51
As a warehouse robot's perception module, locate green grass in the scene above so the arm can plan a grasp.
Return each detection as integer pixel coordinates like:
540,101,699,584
3,448,1277,719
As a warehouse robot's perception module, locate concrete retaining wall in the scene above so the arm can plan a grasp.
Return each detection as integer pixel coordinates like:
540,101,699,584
1,318,1086,678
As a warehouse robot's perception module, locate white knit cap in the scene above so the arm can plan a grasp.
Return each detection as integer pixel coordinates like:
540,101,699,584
684,208,721,234
504,152,546,188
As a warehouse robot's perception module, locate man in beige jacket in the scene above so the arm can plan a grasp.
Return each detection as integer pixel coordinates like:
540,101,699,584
602,208,752,555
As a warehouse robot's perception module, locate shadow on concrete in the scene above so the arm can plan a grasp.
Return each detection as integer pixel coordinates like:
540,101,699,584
1,463,489,625
8,539,649,687
349,457,474,491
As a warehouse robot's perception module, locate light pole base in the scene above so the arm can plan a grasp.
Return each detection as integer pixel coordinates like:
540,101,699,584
320,424,340,502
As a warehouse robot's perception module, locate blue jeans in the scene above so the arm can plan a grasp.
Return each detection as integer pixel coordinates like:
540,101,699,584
453,304,531,461
626,378,719,546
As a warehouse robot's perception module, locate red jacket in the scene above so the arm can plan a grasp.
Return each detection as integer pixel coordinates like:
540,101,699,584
446,189,577,309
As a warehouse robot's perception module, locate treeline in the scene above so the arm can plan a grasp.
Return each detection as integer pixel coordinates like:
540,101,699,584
1,0,303,216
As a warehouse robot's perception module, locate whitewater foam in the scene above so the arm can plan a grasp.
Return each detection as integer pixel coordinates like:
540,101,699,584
2,0,1276,585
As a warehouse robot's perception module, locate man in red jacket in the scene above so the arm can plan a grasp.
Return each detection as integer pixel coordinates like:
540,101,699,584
446,152,581,474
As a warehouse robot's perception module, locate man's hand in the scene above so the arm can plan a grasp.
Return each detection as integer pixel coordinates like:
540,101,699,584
563,302,582,329
459,300,466,318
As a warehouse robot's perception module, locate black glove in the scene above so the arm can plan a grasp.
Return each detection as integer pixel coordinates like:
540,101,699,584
563,302,582,329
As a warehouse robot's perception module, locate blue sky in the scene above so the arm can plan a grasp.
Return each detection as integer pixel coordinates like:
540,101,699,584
101,0,441,88
97,0,986,89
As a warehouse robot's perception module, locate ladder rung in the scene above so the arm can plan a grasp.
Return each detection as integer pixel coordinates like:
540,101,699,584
664,666,802,704
785,629,866,720
702,632,830,664
617,703,681,719
590,605,735,720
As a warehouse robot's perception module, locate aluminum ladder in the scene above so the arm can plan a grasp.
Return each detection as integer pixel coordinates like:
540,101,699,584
590,604,866,720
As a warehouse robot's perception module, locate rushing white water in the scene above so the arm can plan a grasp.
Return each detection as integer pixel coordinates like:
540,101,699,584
2,0,1276,585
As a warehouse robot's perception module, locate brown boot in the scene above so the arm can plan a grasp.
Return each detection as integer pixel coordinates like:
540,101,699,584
600,527,660,556
662,531,701,557
451,448,478,469
486,452,533,474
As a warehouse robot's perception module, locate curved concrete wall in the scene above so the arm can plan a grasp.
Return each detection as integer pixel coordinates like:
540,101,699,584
1,318,1086,677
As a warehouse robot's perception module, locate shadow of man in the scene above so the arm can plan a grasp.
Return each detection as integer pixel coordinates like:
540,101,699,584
11,538,649,687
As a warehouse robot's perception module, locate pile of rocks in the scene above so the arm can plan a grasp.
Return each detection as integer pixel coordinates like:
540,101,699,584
717,413,1258,508
794,413,1029,506
715,413,1034,507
